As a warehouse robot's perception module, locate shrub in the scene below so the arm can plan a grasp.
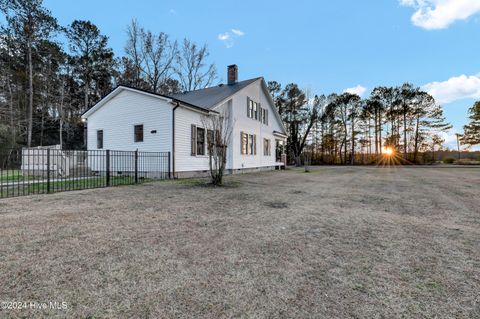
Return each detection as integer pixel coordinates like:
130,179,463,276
456,159,480,165
443,157,455,164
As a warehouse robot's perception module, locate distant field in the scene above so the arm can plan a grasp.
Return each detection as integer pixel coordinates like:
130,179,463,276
0,167,479,318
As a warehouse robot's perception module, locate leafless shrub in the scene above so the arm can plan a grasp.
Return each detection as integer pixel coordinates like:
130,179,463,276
201,110,233,186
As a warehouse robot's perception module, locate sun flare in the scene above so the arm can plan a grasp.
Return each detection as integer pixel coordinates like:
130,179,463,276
383,147,394,156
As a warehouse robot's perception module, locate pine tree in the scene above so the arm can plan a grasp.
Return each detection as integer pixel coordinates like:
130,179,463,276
461,101,480,146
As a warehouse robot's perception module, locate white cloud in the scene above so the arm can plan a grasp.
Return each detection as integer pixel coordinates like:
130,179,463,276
422,74,480,104
438,129,473,151
344,85,367,97
217,33,230,41
400,0,480,29
231,29,245,36
218,29,244,48
217,32,234,48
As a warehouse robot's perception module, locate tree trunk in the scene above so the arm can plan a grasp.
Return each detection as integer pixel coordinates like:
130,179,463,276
413,115,420,162
27,41,33,147
40,110,44,146
351,118,355,165
378,112,382,155
84,82,89,111
8,79,15,147
294,152,302,167
59,81,65,148
403,107,407,159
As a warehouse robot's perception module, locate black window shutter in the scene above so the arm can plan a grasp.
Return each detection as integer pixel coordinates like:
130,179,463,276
191,124,197,156
240,131,244,154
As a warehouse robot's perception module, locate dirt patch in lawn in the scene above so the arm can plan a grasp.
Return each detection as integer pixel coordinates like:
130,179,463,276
0,166,479,318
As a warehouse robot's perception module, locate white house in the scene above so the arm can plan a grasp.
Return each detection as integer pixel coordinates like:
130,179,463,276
81,65,287,178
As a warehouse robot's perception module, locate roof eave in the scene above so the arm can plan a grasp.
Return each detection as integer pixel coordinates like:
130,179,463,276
82,86,174,119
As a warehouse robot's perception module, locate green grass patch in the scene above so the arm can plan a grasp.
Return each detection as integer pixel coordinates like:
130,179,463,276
1,176,151,198
0,169,35,182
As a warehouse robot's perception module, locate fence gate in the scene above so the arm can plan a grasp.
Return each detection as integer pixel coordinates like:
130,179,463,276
0,148,170,199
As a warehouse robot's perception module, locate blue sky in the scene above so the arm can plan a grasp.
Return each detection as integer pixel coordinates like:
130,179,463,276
43,0,480,149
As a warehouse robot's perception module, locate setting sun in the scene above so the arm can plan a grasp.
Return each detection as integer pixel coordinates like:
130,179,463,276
384,147,394,156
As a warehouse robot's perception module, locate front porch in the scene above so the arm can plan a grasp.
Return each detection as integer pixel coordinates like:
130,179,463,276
274,131,287,168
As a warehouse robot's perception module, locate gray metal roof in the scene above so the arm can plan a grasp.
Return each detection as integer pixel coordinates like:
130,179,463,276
171,77,262,110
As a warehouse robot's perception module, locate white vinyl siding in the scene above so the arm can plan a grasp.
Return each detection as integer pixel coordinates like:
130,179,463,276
230,80,285,169
85,80,286,174
86,90,171,154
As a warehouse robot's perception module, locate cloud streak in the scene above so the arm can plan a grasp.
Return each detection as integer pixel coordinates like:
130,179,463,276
400,0,480,29
218,29,245,48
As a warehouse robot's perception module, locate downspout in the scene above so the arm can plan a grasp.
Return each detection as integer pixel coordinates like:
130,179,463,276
172,102,180,179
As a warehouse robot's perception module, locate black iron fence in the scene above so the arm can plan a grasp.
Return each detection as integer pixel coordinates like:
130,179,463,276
0,148,170,199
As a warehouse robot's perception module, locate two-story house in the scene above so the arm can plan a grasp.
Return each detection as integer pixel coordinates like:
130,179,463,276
81,65,287,178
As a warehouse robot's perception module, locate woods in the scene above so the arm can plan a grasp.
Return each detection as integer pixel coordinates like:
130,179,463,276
1,0,477,165
0,0,216,150
269,82,453,165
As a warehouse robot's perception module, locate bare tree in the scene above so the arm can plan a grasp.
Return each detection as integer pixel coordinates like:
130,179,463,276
201,110,233,186
124,19,143,87
139,30,177,93
175,38,216,91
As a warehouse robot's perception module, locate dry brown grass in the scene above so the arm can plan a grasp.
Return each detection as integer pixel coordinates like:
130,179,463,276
0,166,479,318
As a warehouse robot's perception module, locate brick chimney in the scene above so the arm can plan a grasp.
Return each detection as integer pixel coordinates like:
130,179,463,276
227,64,238,85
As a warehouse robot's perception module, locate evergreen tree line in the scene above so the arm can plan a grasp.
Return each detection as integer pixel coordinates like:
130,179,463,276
1,0,478,163
0,0,216,149
267,82,459,165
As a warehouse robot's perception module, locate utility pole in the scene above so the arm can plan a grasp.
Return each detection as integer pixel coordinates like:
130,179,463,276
455,133,461,160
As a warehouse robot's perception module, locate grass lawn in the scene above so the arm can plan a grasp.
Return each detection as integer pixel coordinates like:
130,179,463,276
0,169,34,182
0,176,148,198
0,166,479,318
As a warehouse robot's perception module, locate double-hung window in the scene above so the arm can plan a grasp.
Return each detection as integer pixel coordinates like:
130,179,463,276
196,127,205,156
240,132,256,155
248,99,254,118
247,97,268,125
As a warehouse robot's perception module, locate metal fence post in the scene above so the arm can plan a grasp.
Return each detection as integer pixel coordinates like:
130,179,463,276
106,149,110,187
134,150,138,184
46,149,51,194
168,152,171,179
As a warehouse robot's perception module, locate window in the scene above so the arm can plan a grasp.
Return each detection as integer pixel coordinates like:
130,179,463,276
247,99,254,118
247,97,268,125
97,130,103,149
247,98,259,119
196,127,205,155
248,134,254,154
262,109,268,125
241,132,256,155
264,138,271,156
134,124,144,142
241,132,248,154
